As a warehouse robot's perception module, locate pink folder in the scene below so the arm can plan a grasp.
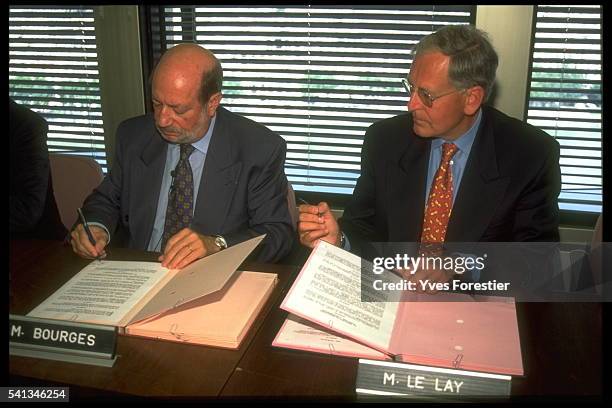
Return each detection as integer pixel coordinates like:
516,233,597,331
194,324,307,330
125,271,277,349
277,241,523,376
392,294,523,375
278,293,523,376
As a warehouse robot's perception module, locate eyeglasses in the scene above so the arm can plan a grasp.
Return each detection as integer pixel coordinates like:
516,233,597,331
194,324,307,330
401,78,464,108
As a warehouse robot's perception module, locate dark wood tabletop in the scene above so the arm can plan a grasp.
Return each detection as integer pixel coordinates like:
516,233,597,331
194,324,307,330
9,240,603,401
9,239,298,397
220,298,602,400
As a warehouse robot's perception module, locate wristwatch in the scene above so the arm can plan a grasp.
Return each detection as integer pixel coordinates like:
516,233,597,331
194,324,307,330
213,235,228,250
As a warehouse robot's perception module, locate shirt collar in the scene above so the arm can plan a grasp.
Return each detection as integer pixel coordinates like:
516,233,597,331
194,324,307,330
191,114,216,155
431,109,482,153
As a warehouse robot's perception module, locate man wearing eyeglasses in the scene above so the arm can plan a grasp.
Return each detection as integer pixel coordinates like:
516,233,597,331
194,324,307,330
298,25,561,271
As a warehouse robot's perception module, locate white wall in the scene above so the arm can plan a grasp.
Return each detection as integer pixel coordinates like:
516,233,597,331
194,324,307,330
475,5,534,120
94,6,145,167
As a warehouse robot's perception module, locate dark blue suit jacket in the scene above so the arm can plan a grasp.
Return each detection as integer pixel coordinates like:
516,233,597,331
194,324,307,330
82,106,294,262
339,105,561,255
10,98,67,241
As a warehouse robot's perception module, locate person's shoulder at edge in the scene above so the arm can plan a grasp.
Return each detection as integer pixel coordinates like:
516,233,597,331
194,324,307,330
9,98,47,136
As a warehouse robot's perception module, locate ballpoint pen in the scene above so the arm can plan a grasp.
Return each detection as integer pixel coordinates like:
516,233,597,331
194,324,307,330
298,198,323,217
77,208,102,261
299,198,346,248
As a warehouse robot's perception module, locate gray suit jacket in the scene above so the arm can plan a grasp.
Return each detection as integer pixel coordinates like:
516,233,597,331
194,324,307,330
82,106,294,262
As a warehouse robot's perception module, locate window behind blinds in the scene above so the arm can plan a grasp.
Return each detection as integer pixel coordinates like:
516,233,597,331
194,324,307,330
147,5,475,195
525,5,602,214
9,6,108,172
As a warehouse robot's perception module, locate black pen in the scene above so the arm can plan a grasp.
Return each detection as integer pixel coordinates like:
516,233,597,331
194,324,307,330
298,198,344,247
77,208,102,261
298,198,323,217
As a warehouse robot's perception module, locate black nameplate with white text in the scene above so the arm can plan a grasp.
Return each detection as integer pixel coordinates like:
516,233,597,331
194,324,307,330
9,315,117,367
356,359,511,400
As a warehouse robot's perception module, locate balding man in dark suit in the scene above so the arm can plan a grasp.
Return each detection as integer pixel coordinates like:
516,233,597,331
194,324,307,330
71,44,294,267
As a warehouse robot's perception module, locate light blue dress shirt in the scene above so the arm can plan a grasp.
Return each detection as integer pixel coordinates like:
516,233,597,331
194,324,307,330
147,115,216,251
425,109,482,206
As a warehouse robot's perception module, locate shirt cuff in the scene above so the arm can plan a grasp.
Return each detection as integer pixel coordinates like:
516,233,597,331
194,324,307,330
341,231,351,251
87,222,111,245
452,252,480,282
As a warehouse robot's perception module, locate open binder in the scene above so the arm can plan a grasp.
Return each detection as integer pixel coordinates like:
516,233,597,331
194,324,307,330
28,236,276,348
274,241,524,376
126,270,277,349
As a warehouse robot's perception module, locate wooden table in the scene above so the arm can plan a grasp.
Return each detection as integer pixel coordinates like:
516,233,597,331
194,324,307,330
9,240,603,401
9,240,297,397
221,300,602,400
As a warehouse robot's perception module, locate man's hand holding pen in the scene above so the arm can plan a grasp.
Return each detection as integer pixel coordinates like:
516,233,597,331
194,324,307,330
70,223,108,260
297,200,342,248
70,208,108,260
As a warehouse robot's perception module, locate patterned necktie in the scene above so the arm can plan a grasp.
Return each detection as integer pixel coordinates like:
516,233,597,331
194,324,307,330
420,142,458,245
161,144,195,250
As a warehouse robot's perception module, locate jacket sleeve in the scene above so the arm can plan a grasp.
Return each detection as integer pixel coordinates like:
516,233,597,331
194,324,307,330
511,136,561,242
223,138,295,263
80,122,128,237
9,110,50,232
338,126,382,255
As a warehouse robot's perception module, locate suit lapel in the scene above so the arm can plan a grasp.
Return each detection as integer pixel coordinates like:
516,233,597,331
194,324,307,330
133,130,168,248
446,108,510,241
388,131,430,241
192,108,241,234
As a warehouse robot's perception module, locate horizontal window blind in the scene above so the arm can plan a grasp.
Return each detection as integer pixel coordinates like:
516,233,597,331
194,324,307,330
9,6,108,172
526,5,602,214
149,5,474,194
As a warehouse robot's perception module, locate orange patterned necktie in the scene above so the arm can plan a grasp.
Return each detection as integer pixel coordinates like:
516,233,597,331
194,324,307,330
420,142,458,244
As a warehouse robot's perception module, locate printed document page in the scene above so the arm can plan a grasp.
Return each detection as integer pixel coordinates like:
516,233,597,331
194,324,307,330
28,261,171,326
273,314,390,360
281,241,402,352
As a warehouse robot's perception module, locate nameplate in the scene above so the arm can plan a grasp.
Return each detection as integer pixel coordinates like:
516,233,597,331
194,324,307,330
356,359,511,400
9,315,117,367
